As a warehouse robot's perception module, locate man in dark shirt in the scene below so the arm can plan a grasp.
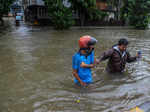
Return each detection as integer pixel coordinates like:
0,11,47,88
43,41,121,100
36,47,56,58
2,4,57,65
97,38,140,73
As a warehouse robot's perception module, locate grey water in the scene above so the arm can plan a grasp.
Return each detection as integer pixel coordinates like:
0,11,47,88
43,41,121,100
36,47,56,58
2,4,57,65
0,18,150,112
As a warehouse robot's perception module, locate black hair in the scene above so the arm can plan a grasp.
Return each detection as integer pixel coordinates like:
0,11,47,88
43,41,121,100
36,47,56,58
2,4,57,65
118,38,128,46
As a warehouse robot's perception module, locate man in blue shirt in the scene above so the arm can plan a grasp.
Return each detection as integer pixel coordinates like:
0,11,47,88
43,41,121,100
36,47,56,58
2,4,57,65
72,35,97,87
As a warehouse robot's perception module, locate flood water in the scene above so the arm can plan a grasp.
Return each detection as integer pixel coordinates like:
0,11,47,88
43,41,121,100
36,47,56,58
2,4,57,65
0,18,150,112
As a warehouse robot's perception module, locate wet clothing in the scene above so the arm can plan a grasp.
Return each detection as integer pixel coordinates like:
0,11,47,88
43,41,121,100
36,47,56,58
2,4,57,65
72,51,94,84
99,46,137,73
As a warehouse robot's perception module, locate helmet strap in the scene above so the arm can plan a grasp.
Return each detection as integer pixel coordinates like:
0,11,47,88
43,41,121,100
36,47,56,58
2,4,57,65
79,47,94,56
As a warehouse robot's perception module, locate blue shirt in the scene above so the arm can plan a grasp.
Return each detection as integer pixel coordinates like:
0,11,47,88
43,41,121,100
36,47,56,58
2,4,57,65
72,51,94,84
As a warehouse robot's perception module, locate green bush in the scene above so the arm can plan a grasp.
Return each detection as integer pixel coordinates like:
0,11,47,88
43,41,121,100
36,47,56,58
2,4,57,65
87,7,107,21
44,0,107,28
44,0,74,30
0,0,15,24
51,8,75,30
69,0,107,24
127,0,150,29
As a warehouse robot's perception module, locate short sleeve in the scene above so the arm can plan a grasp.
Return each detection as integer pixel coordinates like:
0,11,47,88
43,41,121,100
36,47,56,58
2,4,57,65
72,55,79,70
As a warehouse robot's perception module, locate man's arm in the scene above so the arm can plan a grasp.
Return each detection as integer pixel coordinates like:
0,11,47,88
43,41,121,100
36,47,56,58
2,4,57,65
72,55,87,86
72,69,86,86
126,52,137,63
97,49,114,63
80,62,95,68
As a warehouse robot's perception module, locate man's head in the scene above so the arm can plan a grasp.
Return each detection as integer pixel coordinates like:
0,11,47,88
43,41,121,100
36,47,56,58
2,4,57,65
79,35,97,55
118,38,128,52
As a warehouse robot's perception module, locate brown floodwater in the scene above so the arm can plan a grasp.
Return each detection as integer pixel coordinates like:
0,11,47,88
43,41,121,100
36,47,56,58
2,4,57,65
0,18,150,112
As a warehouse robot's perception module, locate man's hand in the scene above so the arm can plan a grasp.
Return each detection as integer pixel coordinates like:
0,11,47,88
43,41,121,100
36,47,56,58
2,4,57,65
136,51,142,58
80,81,87,86
81,62,95,68
136,52,139,58
95,59,100,64
73,70,86,87
90,64,95,68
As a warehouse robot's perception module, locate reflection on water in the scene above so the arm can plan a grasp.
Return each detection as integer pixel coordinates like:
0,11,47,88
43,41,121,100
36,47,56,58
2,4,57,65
0,18,150,112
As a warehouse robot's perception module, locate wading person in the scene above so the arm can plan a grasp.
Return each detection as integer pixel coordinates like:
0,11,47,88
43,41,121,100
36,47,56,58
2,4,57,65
97,38,140,74
72,35,97,87
15,13,21,26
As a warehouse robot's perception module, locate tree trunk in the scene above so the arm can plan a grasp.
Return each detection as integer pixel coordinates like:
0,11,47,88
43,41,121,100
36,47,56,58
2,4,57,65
79,12,85,26
117,0,121,21
115,0,119,21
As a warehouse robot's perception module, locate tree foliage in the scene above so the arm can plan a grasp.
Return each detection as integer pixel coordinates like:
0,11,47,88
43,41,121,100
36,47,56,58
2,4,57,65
121,0,150,29
44,0,74,30
69,0,107,25
44,0,107,28
0,0,15,16
0,0,15,25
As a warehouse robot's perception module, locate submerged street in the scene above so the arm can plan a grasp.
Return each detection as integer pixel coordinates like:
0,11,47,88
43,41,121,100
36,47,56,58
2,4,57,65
0,18,150,112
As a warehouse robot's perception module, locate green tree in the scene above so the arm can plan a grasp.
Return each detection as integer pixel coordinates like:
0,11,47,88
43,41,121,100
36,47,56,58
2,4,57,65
44,0,74,30
68,0,107,26
127,0,150,29
0,0,15,25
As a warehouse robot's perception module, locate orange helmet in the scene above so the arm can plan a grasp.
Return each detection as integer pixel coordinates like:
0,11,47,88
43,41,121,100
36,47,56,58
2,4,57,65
78,35,97,49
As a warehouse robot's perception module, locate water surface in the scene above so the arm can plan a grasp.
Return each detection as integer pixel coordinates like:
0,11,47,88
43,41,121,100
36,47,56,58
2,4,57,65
0,18,150,112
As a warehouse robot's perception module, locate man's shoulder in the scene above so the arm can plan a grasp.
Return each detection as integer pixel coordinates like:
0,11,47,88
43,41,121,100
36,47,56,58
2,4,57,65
73,52,80,56
73,52,81,59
